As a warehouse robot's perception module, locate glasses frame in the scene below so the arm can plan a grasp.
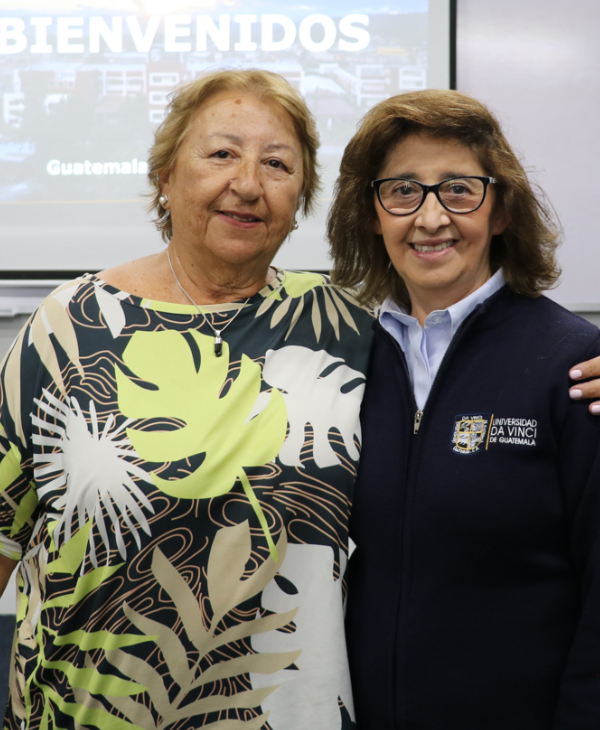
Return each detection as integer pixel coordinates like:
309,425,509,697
371,175,497,216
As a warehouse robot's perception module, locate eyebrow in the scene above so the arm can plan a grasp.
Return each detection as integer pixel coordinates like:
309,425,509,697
265,143,297,154
207,133,297,155
386,170,473,181
207,132,243,144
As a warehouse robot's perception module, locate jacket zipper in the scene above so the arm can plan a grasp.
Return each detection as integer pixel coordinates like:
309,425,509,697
371,325,417,730
374,298,495,730
378,324,420,427
413,409,423,434
375,303,486,439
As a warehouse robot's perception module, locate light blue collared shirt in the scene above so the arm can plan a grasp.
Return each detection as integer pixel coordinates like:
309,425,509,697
379,269,506,409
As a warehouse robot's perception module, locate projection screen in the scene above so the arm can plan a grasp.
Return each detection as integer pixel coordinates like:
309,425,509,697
0,0,452,284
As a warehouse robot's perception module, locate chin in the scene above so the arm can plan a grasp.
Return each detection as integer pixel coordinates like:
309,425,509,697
214,240,280,265
413,275,460,292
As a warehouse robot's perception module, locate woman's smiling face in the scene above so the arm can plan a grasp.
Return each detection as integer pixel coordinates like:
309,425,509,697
162,90,304,272
374,133,505,321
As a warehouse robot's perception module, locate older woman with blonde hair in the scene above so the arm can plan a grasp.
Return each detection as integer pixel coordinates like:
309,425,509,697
0,69,373,730
330,89,600,729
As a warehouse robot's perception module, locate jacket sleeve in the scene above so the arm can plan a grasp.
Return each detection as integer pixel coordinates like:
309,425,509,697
0,322,38,563
553,334,600,728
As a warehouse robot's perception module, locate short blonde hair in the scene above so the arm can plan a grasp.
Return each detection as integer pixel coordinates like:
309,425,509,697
328,89,561,307
148,68,321,242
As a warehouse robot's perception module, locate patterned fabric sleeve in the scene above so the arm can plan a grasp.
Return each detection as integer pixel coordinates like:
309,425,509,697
0,320,37,563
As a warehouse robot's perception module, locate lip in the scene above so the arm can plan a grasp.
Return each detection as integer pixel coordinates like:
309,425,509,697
218,210,263,228
409,238,457,261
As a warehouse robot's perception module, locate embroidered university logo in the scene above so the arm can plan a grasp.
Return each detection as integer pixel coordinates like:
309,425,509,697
451,413,491,455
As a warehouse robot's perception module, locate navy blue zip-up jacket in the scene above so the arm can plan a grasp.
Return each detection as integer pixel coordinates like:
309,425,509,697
346,286,600,730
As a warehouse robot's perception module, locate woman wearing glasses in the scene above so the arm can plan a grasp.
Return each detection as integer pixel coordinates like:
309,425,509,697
329,90,600,729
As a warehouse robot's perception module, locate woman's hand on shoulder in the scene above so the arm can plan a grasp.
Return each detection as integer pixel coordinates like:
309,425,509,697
570,356,600,414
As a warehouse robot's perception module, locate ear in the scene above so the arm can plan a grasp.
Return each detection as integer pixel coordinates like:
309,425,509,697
159,169,172,197
490,211,508,237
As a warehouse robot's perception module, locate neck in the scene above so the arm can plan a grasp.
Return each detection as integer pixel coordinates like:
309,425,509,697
408,272,492,326
166,242,275,305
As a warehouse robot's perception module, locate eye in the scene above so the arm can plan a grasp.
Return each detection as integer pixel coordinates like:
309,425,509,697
448,182,469,195
212,149,231,159
267,159,289,172
390,181,418,196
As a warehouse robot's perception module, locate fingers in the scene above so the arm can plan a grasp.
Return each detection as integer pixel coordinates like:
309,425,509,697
569,356,600,414
569,355,600,381
569,389,600,414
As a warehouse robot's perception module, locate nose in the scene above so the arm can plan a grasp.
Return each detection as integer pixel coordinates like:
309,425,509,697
228,158,263,201
414,190,451,231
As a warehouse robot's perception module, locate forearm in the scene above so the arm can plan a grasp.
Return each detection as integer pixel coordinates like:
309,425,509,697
0,553,17,599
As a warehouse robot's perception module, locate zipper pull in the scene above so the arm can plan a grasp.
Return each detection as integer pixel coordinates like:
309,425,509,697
414,409,423,434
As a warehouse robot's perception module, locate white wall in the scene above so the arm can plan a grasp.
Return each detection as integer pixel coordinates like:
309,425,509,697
0,317,26,360
457,0,600,309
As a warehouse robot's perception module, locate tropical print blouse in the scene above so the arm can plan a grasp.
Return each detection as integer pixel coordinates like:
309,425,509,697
0,270,374,730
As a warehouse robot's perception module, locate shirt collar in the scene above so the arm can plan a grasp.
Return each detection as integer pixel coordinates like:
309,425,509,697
380,269,506,334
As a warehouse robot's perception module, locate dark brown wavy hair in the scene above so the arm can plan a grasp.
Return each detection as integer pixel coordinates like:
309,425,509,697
328,89,561,307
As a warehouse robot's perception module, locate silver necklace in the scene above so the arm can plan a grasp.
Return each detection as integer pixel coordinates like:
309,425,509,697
167,247,251,357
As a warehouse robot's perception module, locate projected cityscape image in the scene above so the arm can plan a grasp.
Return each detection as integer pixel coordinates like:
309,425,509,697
1,1,428,203
0,0,432,271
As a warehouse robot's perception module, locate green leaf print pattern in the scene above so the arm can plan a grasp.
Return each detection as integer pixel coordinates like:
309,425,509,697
253,271,362,342
19,549,142,730
102,522,297,729
20,523,295,730
116,329,287,560
0,442,23,494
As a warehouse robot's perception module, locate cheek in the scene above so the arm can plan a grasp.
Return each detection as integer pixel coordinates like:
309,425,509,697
274,185,301,220
376,215,414,249
479,198,505,238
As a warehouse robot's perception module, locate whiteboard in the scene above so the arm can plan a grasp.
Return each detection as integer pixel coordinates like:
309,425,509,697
0,0,451,280
456,0,600,310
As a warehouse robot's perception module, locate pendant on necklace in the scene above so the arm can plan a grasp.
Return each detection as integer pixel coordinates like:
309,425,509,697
214,331,223,357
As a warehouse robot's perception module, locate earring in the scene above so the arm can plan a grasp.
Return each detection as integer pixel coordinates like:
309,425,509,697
159,194,169,207
291,218,298,232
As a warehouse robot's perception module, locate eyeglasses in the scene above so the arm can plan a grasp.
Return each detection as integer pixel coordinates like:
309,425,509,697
371,176,496,216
